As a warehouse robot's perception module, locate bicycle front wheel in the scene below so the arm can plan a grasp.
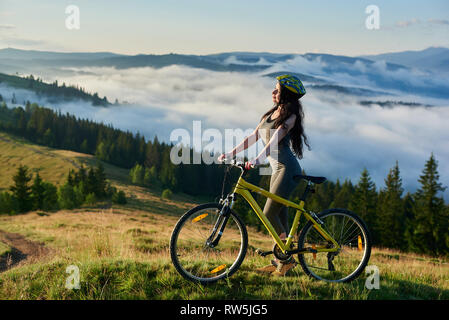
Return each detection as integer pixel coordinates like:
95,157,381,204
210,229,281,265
170,203,248,284
297,208,372,283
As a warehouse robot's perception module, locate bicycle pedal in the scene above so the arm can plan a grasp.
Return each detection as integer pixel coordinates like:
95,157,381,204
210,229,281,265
255,248,273,257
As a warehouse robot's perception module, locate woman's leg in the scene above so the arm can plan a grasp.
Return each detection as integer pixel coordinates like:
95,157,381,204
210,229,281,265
279,207,289,239
263,168,288,236
263,166,298,234
258,168,298,274
259,161,301,275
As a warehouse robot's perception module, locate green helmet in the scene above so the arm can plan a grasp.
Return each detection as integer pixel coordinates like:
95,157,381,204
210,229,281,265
276,74,306,98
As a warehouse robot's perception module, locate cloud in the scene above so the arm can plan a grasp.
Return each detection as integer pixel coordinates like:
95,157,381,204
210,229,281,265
272,54,449,100
2,63,448,200
394,18,449,29
427,18,449,26
396,18,421,28
222,55,271,66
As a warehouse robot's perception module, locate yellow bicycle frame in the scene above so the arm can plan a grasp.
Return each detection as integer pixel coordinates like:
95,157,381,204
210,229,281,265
231,175,340,254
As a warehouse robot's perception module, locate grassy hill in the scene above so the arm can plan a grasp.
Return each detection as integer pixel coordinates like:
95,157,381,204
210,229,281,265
0,132,448,300
0,132,128,192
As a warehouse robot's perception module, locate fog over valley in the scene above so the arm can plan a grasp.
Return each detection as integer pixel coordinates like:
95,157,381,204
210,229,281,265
1,49,448,199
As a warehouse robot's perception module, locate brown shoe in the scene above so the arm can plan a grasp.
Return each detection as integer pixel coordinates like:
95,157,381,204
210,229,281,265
256,260,279,274
272,258,298,276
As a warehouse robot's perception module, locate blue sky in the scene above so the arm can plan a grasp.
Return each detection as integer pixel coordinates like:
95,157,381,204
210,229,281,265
0,0,448,55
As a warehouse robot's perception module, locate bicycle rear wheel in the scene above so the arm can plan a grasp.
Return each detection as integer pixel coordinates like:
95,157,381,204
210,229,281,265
297,208,371,283
170,203,248,284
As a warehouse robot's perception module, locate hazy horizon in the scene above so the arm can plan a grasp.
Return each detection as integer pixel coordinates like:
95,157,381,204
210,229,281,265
0,45,448,57
1,54,448,200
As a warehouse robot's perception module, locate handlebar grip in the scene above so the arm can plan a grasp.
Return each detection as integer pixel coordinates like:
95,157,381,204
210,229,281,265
221,158,257,170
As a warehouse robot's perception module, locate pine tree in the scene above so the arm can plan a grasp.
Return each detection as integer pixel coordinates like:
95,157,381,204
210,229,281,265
80,139,89,153
31,172,46,210
112,190,127,204
129,164,144,185
403,192,415,249
41,182,58,211
58,182,77,210
86,167,98,196
95,142,108,161
330,179,354,209
94,162,107,198
143,166,157,187
43,128,55,147
145,136,161,171
0,192,14,214
376,161,405,249
10,165,33,213
350,168,378,243
408,153,448,255
159,150,179,191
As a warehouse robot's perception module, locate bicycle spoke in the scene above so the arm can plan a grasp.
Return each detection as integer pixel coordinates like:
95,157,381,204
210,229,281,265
339,220,358,244
171,205,247,283
299,211,370,282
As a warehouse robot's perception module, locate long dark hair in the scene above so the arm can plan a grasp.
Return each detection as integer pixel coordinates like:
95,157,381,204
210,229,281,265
261,84,311,159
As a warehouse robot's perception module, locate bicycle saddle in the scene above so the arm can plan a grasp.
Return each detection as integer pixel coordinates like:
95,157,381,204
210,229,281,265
293,175,327,184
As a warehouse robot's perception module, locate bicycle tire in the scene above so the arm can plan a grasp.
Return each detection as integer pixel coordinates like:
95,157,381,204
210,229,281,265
297,208,372,283
170,202,248,284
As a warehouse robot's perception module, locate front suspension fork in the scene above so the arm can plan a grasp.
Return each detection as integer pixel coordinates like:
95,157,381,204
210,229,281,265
206,196,234,247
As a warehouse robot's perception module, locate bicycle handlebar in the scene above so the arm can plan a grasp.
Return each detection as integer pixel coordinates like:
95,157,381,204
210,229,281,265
219,158,262,171
219,158,244,167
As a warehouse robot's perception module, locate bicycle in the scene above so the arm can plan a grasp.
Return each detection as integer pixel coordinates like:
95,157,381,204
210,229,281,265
170,159,372,284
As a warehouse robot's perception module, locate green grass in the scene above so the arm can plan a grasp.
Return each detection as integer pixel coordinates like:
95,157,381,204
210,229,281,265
0,132,134,191
0,131,209,207
1,253,447,300
0,204,448,300
0,132,448,300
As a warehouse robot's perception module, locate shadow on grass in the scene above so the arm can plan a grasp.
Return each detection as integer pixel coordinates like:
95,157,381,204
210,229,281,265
123,195,190,217
364,277,449,300
1,256,448,300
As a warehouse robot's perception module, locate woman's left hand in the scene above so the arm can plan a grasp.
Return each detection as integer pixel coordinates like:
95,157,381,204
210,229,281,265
244,161,254,170
244,159,260,170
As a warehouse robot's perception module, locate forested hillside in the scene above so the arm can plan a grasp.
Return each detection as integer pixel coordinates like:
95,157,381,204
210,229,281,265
0,73,110,106
0,101,448,257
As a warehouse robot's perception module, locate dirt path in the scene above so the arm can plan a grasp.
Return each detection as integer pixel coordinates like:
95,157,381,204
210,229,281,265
0,230,52,273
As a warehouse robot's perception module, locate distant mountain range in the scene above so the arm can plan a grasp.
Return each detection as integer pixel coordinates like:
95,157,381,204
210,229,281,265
358,47,449,74
2,46,447,73
0,46,448,102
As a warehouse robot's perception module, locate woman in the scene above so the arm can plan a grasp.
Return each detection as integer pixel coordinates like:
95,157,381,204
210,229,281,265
218,74,310,276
